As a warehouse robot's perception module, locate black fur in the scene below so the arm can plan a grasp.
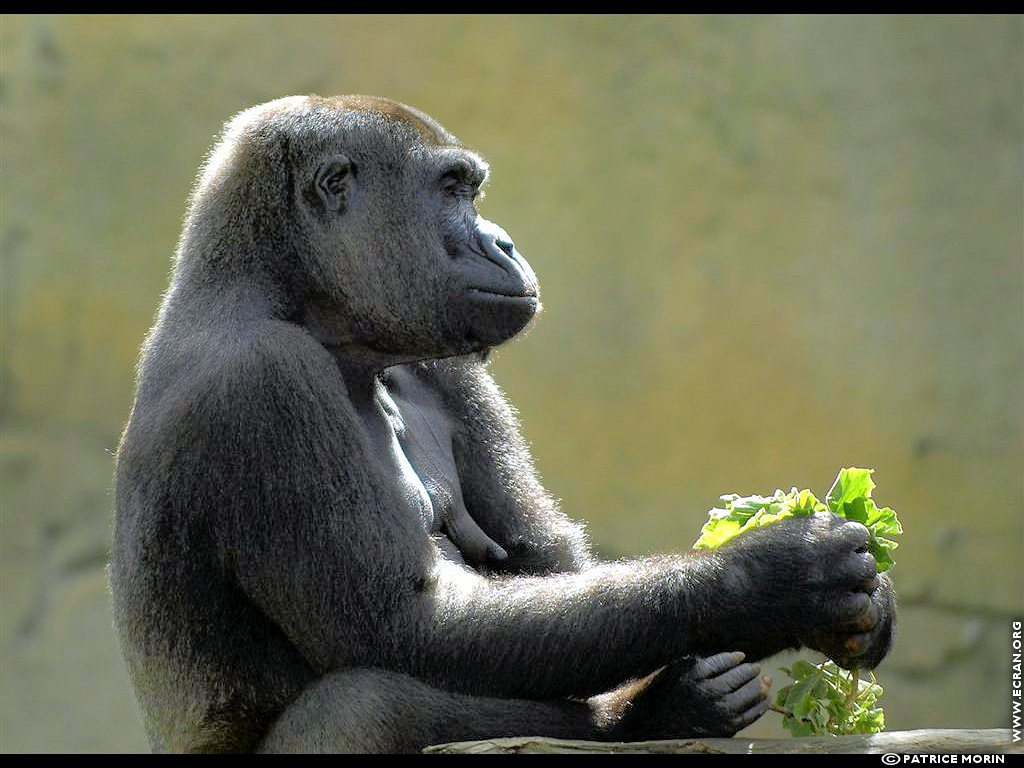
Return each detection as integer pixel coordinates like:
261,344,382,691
110,95,895,753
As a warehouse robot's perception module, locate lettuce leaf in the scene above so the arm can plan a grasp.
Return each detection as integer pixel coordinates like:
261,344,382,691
694,467,902,572
694,468,902,736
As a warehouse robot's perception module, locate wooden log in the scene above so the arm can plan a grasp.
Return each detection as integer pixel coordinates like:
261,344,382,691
425,728,1021,755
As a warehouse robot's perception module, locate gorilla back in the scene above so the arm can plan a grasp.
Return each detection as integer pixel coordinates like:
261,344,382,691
111,96,895,753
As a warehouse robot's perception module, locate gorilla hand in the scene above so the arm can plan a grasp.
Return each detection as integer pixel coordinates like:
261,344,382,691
714,513,896,667
609,652,771,740
803,570,896,670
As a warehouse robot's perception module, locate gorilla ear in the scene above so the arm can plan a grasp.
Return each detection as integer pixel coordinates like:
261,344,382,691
313,154,354,213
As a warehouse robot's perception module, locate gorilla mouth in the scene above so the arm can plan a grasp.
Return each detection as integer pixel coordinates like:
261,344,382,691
466,287,539,302
463,288,540,346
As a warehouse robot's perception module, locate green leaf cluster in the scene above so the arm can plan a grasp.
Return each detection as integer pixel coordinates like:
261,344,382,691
691,467,903,736
824,468,902,572
775,660,885,736
692,487,824,550
692,467,902,571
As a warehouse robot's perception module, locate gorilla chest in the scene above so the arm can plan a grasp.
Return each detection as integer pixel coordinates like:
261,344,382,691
380,398,456,537
371,372,501,567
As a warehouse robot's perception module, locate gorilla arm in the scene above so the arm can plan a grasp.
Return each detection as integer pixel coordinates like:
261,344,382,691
216,327,892,704
416,355,896,673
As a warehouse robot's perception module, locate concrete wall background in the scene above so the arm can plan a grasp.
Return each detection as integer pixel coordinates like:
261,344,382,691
1,14,1021,752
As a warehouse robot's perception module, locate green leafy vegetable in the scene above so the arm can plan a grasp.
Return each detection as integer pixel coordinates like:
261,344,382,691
774,660,884,736
693,467,902,572
824,467,902,572
692,467,902,736
693,487,824,551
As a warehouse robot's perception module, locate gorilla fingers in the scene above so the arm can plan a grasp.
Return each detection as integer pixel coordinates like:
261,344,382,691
603,652,772,741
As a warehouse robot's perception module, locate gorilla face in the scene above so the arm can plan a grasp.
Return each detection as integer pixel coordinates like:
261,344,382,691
297,98,540,362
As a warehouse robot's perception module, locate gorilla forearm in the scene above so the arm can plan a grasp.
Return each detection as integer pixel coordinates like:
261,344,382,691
222,474,773,704
371,527,895,700
230,496,752,701
378,553,781,700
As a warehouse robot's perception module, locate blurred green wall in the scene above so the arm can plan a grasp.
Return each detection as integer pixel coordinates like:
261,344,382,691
1,14,1021,753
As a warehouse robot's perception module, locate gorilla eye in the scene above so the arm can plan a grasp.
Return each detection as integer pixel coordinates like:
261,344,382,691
440,163,484,200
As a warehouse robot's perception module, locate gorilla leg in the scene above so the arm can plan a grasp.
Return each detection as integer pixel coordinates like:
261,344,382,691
258,668,599,754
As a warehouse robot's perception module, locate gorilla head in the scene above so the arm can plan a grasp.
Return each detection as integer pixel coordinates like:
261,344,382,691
179,95,539,363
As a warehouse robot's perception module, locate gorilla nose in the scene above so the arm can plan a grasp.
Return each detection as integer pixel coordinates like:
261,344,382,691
476,217,515,257
475,216,539,297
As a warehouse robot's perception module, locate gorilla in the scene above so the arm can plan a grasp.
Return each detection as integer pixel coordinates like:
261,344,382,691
110,95,895,753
